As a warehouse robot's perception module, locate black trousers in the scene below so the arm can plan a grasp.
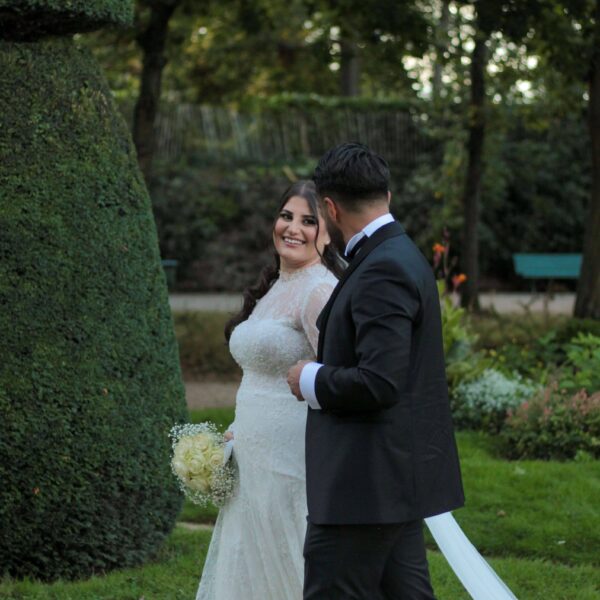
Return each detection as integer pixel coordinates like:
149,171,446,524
303,519,436,600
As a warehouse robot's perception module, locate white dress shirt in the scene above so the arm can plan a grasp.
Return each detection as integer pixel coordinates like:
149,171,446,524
299,212,395,409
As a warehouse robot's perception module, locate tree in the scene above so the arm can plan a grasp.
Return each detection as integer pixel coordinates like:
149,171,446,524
536,0,600,318
432,0,451,102
322,0,430,96
460,18,486,309
577,0,600,318
0,0,187,581
455,0,539,310
133,0,183,180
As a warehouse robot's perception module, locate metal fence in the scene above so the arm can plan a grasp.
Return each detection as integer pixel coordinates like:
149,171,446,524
151,103,435,167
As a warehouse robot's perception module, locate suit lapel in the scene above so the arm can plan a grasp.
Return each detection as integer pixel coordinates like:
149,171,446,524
317,220,405,360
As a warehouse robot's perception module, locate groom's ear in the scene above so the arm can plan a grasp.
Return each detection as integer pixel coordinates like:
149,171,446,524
323,197,337,221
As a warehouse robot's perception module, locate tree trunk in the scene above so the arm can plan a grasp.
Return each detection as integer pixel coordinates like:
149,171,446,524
432,0,450,102
460,33,486,311
574,0,600,318
132,1,179,182
340,35,360,96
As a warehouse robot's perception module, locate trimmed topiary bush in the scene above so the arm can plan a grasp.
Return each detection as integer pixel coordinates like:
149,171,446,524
0,3,187,582
0,0,133,40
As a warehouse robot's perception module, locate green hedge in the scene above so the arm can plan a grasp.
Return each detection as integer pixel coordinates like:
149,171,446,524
241,92,423,113
0,0,133,40
0,37,186,581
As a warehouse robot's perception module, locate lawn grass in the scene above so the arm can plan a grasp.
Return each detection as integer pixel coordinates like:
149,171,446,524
0,527,211,600
3,407,596,598
1,528,598,599
185,408,600,567
188,407,235,431
447,432,600,566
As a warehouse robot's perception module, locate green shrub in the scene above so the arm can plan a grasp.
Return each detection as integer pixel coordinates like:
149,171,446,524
502,385,600,460
489,331,600,392
557,333,600,393
489,332,559,382
0,0,133,40
0,36,186,581
149,160,287,292
553,318,600,346
436,283,489,392
174,312,241,379
471,314,567,351
452,369,540,432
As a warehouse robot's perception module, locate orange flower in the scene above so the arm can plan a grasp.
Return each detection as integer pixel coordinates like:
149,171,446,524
432,243,446,254
452,273,467,288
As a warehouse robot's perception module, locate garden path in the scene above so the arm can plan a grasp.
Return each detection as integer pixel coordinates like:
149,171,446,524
186,380,237,409
170,292,576,315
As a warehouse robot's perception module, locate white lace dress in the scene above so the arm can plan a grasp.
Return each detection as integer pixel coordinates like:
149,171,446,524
196,262,337,600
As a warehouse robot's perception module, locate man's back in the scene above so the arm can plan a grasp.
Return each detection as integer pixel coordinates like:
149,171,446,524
306,221,464,525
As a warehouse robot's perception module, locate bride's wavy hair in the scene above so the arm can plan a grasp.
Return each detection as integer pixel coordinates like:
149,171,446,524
224,180,344,342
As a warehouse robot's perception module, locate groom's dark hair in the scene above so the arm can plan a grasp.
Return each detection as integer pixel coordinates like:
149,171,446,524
313,142,390,212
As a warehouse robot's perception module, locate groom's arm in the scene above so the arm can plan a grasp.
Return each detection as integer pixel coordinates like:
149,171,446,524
313,260,421,412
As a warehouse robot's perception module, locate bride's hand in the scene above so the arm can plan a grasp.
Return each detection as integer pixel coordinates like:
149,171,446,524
224,431,234,441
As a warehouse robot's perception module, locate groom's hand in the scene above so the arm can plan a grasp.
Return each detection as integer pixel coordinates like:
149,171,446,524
287,360,310,401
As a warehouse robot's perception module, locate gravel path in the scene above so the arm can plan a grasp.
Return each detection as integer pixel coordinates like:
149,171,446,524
186,380,238,409
171,292,576,315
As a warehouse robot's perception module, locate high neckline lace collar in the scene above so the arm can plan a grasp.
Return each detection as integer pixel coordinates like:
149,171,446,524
278,262,327,282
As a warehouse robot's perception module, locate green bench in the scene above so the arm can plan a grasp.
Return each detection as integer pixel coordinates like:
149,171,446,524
161,259,179,290
512,253,582,280
512,253,581,311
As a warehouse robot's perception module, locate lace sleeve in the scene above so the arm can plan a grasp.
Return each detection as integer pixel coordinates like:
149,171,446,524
300,280,336,355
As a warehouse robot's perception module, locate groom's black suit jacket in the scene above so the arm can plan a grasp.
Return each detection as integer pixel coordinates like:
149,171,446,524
306,220,464,525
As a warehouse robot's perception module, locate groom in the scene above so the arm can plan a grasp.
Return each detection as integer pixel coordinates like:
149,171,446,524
287,143,464,599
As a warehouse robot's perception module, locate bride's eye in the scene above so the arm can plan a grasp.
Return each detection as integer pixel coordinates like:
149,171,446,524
303,218,317,226
280,212,292,220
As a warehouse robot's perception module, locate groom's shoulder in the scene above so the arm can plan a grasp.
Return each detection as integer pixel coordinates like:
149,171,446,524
377,229,429,268
366,232,434,287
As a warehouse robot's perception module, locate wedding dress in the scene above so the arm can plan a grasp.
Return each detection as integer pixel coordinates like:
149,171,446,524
196,262,337,600
196,261,517,600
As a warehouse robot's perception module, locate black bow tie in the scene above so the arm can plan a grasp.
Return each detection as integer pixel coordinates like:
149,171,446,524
345,235,368,261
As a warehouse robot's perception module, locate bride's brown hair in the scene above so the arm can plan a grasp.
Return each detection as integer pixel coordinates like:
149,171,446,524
224,180,344,342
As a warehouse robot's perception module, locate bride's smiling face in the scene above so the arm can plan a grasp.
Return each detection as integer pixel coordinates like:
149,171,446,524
273,195,330,271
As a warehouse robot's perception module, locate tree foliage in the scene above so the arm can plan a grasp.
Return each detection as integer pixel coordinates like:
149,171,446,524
81,0,596,302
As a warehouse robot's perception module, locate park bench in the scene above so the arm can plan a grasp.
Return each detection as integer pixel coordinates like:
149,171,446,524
512,253,582,282
512,253,581,311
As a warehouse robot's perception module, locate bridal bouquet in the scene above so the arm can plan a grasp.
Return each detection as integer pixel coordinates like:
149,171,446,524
169,422,235,506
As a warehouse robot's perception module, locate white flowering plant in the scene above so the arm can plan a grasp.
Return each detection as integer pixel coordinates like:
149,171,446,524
452,368,541,432
169,422,235,506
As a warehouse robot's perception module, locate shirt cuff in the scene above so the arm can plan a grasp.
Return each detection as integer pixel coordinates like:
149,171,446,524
299,362,323,410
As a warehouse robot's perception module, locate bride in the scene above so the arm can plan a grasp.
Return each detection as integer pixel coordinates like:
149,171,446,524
196,180,341,599
195,180,517,600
